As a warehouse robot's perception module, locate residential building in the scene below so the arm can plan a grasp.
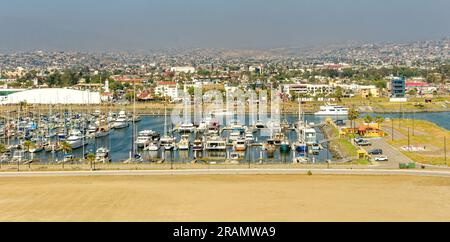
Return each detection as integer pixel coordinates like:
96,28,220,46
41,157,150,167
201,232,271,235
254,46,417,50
110,75,147,84
390,77,406,98
154,81,180,101
358,85,380,98
283,83,334,97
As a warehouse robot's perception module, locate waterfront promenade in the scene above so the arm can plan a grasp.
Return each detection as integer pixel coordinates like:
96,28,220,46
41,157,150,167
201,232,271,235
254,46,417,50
1,167,450,178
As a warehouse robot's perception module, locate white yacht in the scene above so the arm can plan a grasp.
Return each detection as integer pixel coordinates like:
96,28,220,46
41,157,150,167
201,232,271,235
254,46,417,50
197,117,212,133
234,138,247,151
160,135,175,150
95,125,110,138
66,129,85,149
300,127,317,145
228,131,241,142
135,130,155,148
177,135,190,150
178,123,195,133
144,141,160,151
29,142,44,153
112,111,128,129
245,131,254,143
87,124,97,135
254,120,266,129
95,147,111,163
314,105,349,116
205,136,227,151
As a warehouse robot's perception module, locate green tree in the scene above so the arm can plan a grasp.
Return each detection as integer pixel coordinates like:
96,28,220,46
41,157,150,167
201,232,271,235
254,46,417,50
23,140,35,152
364,114,373,123
408,88,417,96
0,143,7,153
86,153,96,170
125,92,136,101
60,141,72,155
187,86,195,96
348,108,360,129
375,115,385,127
333,86,343,102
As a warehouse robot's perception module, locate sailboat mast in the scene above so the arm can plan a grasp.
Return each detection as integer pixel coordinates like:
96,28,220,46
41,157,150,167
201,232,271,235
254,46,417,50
164,102,167,136
132,80,136,156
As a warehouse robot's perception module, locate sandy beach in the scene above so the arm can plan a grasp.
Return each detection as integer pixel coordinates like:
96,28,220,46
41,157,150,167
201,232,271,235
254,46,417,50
0,174,449,221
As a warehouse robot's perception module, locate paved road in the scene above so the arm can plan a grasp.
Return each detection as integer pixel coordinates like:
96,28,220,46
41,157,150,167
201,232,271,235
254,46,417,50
360,137,415,168
1,168,450,178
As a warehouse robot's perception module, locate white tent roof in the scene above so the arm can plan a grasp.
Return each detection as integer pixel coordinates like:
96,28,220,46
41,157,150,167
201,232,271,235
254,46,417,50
1,88,101,104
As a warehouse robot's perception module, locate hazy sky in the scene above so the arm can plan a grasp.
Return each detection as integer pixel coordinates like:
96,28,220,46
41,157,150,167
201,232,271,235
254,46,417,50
0,0,449,52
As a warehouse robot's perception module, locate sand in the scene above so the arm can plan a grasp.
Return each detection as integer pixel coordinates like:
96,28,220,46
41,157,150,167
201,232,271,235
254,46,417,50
0,174,449,221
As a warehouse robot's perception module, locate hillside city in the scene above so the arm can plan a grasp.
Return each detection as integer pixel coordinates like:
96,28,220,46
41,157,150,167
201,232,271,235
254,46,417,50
1,38,449,104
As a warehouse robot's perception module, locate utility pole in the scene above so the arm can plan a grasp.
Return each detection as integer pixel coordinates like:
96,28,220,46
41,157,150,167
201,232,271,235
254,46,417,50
391,119,394,141
407,127,410,149
327,140,330,169
445,136,447,166
248,148,251,169
171,150,174,170
412,111,415,136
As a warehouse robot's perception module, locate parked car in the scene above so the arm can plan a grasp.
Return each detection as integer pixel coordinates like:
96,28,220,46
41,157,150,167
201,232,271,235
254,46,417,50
335,120,345,126
354,138,371,146
369,148,383,155
354,138,363,143
374,156,388,161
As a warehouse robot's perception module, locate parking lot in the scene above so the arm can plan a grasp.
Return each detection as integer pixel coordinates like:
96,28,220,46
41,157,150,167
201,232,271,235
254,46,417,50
357,137,415,168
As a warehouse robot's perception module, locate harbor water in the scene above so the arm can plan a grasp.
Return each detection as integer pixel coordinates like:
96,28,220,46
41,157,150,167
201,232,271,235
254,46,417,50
10,114,334,163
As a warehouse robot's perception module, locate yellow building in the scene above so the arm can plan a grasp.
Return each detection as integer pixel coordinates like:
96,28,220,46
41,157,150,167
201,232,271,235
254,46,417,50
341,122,386,138
359,85,380,98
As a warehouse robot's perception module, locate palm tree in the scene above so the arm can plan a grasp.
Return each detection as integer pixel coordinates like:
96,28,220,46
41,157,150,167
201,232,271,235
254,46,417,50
23,140,34,153
60,141,72,167
364,115,373,124
348,108,360,129
375,115,385,128
86,153,95,170
0,143,7,154
60,141,72,155
333,86,343,102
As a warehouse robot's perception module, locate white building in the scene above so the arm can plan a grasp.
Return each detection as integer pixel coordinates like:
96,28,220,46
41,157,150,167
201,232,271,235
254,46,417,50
170,66,196,73
155,81,181,101
0,88,101,104
283,83,334,97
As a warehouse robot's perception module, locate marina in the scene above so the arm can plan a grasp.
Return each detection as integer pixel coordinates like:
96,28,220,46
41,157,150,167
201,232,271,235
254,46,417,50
0,108,337,164
1,106,449,165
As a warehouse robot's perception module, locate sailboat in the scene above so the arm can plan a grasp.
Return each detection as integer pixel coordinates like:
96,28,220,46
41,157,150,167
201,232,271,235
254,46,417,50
178,93,195,133
160,105,175,150
263,125,277,156
293,98,309,162
280,138,291,153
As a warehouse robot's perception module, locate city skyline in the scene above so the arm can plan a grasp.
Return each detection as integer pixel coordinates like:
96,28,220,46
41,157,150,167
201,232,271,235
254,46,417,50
0,0,449,52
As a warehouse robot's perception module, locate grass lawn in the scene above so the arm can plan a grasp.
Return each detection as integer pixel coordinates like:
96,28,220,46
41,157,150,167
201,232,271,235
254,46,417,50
385,119,450,166
328,123,359,159
348,158,371,165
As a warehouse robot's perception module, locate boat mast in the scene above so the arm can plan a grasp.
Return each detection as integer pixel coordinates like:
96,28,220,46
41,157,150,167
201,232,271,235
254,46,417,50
164,100,167,136
132,79,137,157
